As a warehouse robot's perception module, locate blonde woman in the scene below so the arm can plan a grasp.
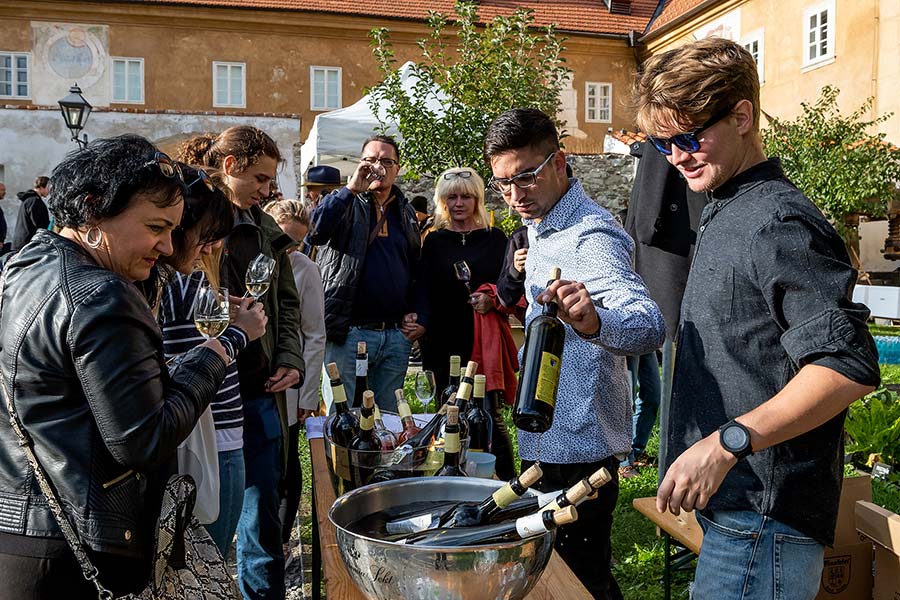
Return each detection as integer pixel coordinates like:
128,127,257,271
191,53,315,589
263,199,326,565
419,166,515,479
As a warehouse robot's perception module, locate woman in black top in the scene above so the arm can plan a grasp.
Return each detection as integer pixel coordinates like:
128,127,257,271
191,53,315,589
419,167,507,392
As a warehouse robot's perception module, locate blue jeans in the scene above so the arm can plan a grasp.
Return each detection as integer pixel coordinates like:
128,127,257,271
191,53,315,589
204,448,245,560
693,510,825,600
623,352,660,465
325,326,412,413
236,396,285,600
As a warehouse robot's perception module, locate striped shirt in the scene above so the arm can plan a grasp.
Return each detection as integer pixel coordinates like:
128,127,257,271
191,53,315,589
158,271,244,452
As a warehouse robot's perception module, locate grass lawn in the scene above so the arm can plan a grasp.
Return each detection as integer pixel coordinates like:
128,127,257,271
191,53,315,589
294,361,900,599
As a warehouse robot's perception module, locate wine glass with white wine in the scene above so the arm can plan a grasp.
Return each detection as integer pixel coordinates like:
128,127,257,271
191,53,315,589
414,370,437,413
245,253,276,301
193,283,230,339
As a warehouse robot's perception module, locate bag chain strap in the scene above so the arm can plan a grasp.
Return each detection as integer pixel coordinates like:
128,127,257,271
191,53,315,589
0,261,116,600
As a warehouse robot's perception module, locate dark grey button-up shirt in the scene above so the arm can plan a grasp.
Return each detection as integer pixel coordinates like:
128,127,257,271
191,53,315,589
666,159,879,545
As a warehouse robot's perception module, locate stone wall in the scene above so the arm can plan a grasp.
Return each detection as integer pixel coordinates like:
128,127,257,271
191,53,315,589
396,153,636,220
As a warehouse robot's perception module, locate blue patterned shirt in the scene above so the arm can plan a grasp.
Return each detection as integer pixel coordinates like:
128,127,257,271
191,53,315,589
517,179,666,464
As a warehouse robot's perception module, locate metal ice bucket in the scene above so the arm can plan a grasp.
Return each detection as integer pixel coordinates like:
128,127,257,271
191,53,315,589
329,477,555,600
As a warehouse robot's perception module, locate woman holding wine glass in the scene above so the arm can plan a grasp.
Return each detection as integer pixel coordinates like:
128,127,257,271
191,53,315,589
0,136,233,598
178,127,304,597
418,167,516,479
155,164,267,558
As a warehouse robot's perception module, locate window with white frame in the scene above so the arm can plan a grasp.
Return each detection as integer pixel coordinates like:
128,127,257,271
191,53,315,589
213,61,246,108
803,1,835,67
0,52,30,99
111,57,144,104
585,82,612,123
742,30,765,84
310,66,341,111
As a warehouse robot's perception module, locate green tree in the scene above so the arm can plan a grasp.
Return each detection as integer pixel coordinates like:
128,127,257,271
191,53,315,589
762,86,900,250
368,0,571,180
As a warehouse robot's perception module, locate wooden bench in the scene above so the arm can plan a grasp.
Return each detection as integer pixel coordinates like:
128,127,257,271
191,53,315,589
632,497,704,600
309,437,594,599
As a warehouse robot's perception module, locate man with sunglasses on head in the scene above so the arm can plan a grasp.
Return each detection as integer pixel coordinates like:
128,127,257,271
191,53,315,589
485,108,665,600
634,38,879,599
308,134,425,412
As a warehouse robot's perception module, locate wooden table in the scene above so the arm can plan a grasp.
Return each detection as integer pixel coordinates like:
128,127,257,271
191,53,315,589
309,437,593,600
632,497,703,600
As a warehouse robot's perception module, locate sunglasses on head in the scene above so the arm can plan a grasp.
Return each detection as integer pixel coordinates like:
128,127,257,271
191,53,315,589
647,106,734,156
184,168,215,193
144,151,182,179
443,170,473,181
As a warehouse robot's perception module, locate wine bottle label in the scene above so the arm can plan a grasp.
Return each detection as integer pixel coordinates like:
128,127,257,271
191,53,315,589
356,359,367,376
516,513,550,538
386,513,438,535
333,384,348,404
330,443,351,480
444,432,460,454
492,484,519,508
360,415,374,431
535,351,561,407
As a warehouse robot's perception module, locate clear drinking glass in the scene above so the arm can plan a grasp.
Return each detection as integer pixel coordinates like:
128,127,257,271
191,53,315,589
365,160,386,182
245,253,276,301
414,370,437,413
453,260,472,294
193,284,230,339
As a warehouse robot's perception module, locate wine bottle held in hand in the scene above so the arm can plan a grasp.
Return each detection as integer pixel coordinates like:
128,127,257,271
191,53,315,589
514,267,565,433
325,362,360,484
348,391,382,488
402,506,578,547
434,406,466,477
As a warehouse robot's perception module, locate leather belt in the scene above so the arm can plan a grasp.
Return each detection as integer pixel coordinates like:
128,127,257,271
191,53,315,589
354,321,401,331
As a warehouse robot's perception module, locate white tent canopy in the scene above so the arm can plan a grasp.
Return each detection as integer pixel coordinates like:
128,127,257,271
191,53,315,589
298,61,447,181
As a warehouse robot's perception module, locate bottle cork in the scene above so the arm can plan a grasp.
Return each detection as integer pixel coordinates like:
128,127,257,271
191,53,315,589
589,467,612,489
519,462,543,488
357,341,367,354
326,362,341,381
550,267,562,281
362,390,375,409
565,479,594,505
463,360,478,379
552,505,578,526
446,405,459,425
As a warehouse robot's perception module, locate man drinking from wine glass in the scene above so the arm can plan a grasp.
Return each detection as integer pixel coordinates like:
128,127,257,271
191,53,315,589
308,135,426,412
633,38,879,600
484,108,665,599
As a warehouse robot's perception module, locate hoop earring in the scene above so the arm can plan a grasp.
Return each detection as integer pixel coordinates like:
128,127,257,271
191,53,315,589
85,226,103,249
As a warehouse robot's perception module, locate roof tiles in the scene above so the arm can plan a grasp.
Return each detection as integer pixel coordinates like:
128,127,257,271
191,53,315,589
643,0,709,35
125,0,660,36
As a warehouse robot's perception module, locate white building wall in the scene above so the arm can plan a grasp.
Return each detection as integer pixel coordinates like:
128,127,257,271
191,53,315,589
0,107,301,234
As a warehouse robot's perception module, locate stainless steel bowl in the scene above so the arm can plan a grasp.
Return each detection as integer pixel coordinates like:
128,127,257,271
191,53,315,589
329,477,555,600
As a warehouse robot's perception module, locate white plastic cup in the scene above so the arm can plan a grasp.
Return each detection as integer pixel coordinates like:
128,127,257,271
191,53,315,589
465,452,497,478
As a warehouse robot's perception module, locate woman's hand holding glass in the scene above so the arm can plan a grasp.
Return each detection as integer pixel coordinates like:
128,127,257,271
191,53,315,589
228,295,268,341
469,291,493,314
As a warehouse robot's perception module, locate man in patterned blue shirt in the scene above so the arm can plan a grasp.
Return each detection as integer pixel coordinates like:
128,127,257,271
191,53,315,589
484,108,666,599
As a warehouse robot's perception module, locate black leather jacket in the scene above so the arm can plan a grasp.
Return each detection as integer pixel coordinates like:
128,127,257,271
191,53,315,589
0,230,226,559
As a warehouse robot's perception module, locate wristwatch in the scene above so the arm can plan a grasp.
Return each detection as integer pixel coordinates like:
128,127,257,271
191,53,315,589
718,420,753,460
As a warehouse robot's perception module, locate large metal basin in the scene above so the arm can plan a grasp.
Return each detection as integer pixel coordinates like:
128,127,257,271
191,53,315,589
329,477,555,600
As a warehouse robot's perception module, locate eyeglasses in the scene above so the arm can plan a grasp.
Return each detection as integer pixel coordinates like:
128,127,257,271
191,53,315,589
361,157,399,168
144,151,182,179
647,106,734,156
184,168,215,193
443,171,473,180
488,152,556,195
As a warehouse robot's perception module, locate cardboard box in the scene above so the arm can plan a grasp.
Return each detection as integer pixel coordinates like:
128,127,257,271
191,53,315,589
817,542,874,599
857,500,900,600
815,476,875,600
835,476,873,546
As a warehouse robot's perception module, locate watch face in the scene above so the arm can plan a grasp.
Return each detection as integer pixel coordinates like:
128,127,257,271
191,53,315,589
722,425,749,451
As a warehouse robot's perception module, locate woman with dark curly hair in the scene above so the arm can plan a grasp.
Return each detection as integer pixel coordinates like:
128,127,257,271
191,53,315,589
0,135,231,598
